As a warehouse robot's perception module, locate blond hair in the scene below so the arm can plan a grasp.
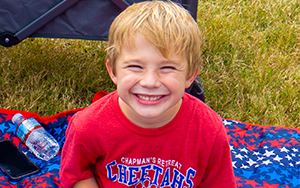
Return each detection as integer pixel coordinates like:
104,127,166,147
106,0,202,78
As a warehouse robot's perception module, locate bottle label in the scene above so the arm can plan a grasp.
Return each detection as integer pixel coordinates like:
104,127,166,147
16,117,42,142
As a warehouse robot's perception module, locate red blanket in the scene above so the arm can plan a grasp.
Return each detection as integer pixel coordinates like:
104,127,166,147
0,92,299,187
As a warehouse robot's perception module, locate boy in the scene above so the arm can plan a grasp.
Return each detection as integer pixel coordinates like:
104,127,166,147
59,1,236,187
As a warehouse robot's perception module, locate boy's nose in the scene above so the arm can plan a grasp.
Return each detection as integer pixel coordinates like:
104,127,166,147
139,71,161,88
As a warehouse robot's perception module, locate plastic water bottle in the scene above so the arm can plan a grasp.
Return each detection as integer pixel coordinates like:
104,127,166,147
12,113,60,161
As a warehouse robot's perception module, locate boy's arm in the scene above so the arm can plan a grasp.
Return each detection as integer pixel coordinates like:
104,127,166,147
60,113,103,187
199,125,236,187
73,177,99,188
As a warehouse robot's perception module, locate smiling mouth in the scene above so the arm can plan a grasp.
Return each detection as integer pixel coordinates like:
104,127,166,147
136,94,164,101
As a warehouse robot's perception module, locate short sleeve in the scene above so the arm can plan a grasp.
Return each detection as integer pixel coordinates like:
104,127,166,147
198,119,236,187
59,113,101,188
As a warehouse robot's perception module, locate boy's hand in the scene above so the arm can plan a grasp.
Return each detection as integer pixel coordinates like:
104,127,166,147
73,177,99,188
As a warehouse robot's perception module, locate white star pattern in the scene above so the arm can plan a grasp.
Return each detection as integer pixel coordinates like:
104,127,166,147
292,148,298,152
263,150,275,157
273,155,283,163
253,151,260,156
240,148,249,154
262,160,272,165
232,161,237,168
285,155,292,161
225,119,300,187
223,120,232,126
241,164,250,169
246,158,257,166
235,154,244,160
280,147,289,153
257,156,264,161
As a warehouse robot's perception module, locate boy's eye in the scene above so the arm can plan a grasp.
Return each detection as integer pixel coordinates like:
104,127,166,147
126,65,144,72
161,66,176,70
127,65,142,69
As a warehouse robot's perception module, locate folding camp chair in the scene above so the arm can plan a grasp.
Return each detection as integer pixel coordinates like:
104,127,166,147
0,0,198,47
0,0,204,101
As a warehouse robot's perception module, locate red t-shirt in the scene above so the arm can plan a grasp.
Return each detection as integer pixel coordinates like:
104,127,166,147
60,91,236,187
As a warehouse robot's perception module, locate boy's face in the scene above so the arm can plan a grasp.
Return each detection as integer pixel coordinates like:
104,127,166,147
106,33,198,128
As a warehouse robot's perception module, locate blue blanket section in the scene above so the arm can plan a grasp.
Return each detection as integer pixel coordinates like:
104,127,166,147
225,119,300,188
0,110,299,188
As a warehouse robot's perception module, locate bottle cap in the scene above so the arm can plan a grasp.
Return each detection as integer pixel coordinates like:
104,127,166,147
12,113,24,125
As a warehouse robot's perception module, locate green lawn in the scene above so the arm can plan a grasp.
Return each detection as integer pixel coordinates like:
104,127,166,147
1,0,299,127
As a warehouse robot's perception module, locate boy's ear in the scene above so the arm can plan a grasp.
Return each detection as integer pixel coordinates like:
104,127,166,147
106,59,118,85
185,67,200,88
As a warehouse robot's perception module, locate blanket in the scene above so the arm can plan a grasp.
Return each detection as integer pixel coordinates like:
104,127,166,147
0,103,299,187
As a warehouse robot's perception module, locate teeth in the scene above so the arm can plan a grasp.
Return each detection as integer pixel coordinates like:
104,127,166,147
137,95,163,101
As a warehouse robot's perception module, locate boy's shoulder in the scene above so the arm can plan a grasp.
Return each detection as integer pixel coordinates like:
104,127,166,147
182,92,223,127
73,91,118,120
183,92,217,115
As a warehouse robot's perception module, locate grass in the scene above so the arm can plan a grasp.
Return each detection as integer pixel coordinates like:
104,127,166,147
1,0,299,128
0,39,116,115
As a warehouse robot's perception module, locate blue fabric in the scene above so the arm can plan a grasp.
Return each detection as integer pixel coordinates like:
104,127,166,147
225,119,300,188
0,109,299,187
